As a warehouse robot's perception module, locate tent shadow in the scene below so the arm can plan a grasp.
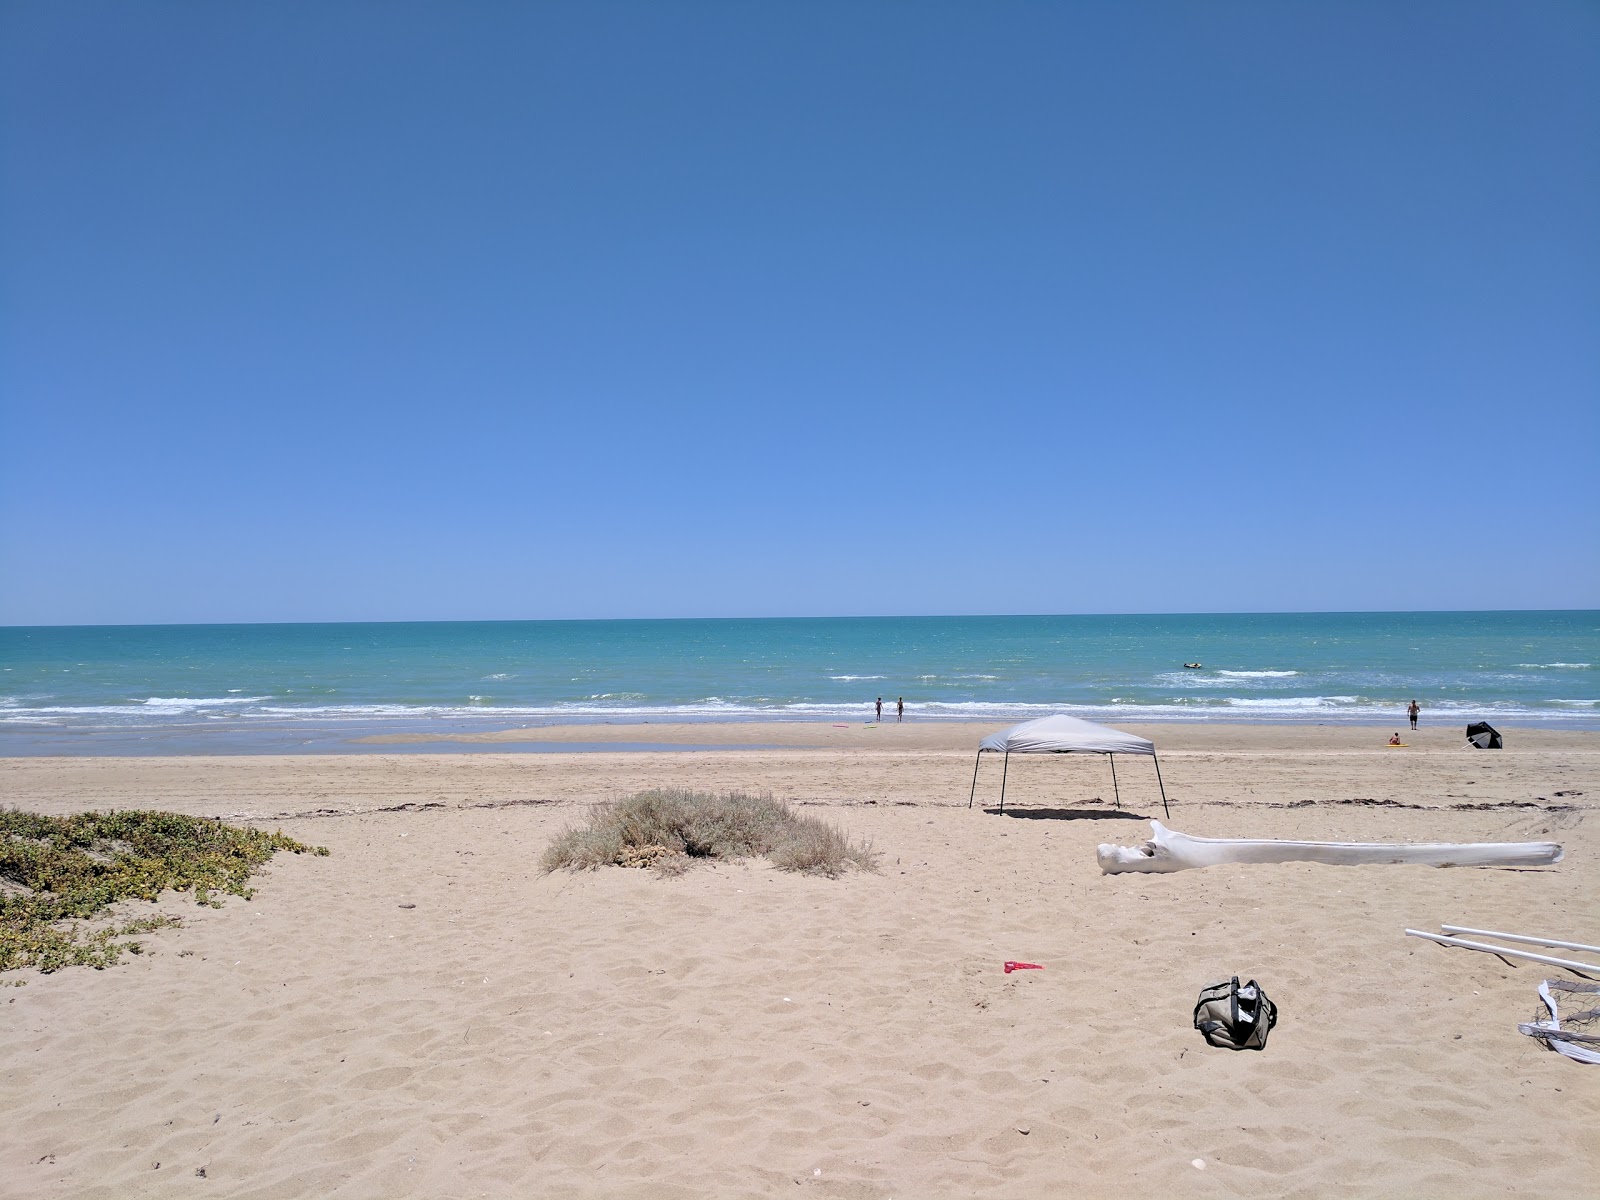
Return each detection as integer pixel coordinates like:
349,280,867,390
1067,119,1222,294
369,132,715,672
985,807,1149,821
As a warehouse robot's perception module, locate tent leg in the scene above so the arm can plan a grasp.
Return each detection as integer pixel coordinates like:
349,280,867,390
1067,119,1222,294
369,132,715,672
968,752,984,808
999,750,1010,813
1109,753,1121,811
1153,753,1171,819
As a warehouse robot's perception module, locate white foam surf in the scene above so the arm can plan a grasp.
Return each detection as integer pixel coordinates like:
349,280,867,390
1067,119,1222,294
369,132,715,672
142,696,272,708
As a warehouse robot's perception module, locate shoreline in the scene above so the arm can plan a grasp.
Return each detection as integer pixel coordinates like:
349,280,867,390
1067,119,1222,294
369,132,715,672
5,722,1596,820
347,719,1600,751
4,714,1599,759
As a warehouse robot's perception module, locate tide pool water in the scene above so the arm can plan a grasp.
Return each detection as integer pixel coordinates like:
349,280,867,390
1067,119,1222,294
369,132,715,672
1,611,1596,754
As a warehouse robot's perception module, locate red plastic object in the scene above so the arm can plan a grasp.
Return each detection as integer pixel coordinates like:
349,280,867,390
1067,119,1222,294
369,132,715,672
1003,961,1043,973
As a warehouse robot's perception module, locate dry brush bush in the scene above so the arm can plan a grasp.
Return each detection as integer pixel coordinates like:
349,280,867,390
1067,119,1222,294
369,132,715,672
542,789,877,878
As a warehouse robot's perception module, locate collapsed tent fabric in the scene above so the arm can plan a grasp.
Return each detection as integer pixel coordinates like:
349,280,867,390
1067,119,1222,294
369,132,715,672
1466,722,1503,750
969,714,1170,816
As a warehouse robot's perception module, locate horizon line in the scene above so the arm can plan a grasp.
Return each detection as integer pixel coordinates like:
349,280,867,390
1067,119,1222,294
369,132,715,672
3,606,1596,632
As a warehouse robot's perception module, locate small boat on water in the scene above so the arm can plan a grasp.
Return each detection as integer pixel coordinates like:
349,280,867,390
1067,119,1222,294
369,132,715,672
1183,662,1203,669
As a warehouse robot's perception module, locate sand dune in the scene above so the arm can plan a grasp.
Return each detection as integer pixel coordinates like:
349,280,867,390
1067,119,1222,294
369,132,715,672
2,723,1597,1197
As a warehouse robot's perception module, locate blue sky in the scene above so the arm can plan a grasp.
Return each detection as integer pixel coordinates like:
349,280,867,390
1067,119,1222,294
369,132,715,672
2,2,1596,625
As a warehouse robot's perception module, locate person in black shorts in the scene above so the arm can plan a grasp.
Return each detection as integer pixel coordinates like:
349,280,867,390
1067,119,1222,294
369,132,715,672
1408,700,1420,730
897,697,904,722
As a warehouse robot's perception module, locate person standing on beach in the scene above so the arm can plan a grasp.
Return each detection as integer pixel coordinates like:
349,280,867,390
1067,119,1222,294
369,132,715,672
897,697,904,722
1408,699,1420,730
875,697,882,722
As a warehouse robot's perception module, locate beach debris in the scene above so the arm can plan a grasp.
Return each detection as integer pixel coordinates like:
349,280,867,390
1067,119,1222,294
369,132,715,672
1466,721,1503,749
1003,961,1043,973
1097,821,1562,874
1518,979,1600,1064
1192,1159,1206,1170
1194,976,1277,1050
398,903,416,909
1404,928,1599,975
614,843,672,869
1440,925,1600,956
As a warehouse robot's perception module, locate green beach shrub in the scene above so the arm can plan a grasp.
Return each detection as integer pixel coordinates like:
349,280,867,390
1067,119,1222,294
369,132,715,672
542,789,877,878
0,809,328,973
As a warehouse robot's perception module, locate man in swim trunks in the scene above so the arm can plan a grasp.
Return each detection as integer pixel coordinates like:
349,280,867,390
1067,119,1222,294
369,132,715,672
897,697,904,722
875,697,882,722
1408,700,1420,730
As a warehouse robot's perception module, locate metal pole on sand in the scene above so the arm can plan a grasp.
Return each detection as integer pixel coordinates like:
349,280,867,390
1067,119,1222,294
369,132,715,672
1404,929,1599,975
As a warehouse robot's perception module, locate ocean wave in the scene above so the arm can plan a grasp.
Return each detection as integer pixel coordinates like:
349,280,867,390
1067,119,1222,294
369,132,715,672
259,704,468,718
3,692,1597,731
142,696,272,709
1210,695,1361,710
828,675,885,681
2,697,273,717
1156,671,1299,689
1516,663,1593,670
1093,695,1597,722
3,704,172,718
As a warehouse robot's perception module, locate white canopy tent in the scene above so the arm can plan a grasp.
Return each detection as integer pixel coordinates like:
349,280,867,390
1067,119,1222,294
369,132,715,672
968,714,1170,817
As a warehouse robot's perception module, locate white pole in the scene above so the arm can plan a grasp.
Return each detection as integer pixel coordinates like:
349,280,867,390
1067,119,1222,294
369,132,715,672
1439,925,1600,956
1404,929,1600,974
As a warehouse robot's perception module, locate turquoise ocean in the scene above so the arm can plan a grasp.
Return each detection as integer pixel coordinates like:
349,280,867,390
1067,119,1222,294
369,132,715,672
1,611,1596,755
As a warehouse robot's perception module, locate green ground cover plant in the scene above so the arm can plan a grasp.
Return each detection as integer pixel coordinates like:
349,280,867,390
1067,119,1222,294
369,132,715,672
0,809,327,973
542,789,878,878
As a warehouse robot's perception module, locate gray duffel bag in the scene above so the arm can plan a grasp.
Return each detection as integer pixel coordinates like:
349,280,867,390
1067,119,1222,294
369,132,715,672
1194,976,1277,1051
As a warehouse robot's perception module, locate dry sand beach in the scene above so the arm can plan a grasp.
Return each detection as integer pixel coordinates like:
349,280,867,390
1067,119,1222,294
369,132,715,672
3,722,1598,1198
